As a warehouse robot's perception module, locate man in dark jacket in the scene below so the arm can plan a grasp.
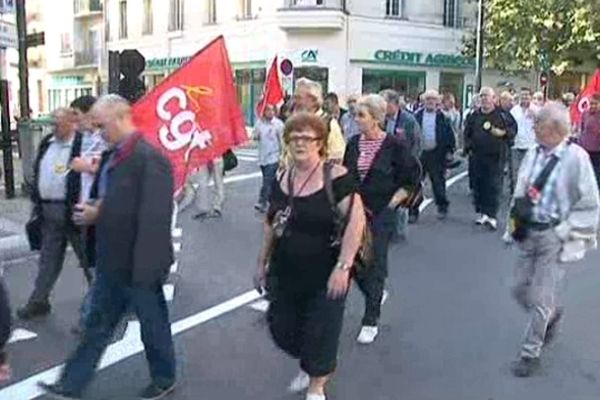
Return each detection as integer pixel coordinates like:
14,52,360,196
464,87,517,230
18,108,89,320
412,90,455,221
39,95,176,400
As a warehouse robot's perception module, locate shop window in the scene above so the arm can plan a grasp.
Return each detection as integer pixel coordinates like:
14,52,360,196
294,67,329,95
169,0,184,31
144,73,166,90
119,0,128,39
362,69,425,100
143,0,153,35
235,68,266,127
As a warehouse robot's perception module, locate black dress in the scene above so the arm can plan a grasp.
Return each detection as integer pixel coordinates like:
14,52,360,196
266,172,357,377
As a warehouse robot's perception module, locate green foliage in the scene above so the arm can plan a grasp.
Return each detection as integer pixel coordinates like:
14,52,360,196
463,0,600,74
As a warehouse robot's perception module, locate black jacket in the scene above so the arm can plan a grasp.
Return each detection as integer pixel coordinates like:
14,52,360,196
32,133,83,219
89,135,174,288
464,108,517,156
344,134,419,216
414,109,455,154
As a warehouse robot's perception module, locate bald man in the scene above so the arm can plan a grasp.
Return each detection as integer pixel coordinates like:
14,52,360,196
464,87,517,230
39,95,177,400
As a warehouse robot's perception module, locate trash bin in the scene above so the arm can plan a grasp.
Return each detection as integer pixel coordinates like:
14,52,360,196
18,117,55,195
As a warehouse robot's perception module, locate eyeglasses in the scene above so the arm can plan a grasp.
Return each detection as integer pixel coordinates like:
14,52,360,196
287,135,321,144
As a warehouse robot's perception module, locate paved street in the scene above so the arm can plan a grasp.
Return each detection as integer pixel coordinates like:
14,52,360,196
2,151,600,400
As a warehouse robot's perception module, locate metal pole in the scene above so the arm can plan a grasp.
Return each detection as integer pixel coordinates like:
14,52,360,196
474,0,485,92
16,0,30,120
0,48,15,198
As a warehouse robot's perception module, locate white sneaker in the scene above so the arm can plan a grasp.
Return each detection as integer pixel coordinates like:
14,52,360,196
475,214,487,225
357,326,379,344
288,370,310,393
306,394,326,400
381,290,389,306
484,217,498,230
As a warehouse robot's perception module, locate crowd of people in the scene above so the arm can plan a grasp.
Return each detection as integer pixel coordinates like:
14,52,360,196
0,74,597,400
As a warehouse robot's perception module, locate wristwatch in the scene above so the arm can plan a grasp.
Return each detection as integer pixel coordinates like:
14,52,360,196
335,260,352,272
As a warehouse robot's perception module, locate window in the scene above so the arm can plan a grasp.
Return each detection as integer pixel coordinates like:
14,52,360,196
60,32,72,54
207,0,217,24
238,0,252,19
444,0,459,27
386,0,404,18
292,0,324,5
143,0,153,35
169,0,183,31
119,0,128,39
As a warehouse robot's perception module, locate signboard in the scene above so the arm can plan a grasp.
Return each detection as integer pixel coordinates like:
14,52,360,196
27,32,45,48
374,50,475,69
146,56,191,72
301,49,318,63
0,0,15,14
0,21,16,49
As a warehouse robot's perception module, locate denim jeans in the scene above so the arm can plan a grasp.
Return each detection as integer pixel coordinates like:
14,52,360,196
60,270,176,395
258,163,279,206
354,207,396,326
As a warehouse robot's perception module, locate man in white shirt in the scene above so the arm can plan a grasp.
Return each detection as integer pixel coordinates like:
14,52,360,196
253,104,284,213
510,88,539,185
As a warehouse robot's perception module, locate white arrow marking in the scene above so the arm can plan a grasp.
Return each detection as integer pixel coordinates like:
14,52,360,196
248,299,270,313
7,329,37,344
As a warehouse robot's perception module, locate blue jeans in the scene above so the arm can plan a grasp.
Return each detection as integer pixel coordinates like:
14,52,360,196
60,270,176,395
259,163,279,206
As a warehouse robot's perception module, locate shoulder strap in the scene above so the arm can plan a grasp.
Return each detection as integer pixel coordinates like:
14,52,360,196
531,153,560,192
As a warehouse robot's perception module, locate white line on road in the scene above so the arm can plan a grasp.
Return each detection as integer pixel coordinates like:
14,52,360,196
223,172,262,184
7,329,37,344
173,242,182,253
163,284,175,302
170,261,179,274
236,156,258,162
0,290,262,400
172,228,182,238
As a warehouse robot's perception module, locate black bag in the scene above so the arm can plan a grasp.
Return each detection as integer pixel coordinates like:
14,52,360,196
510,152,561,242
222,150,238,173
25,206,43,251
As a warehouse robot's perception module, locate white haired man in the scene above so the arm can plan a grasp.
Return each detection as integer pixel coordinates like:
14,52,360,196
507,102,599,377
293,78,346,163
464,87,517,230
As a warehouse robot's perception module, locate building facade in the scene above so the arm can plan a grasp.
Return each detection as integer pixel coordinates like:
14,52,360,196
104,0,585,125
44,0,104,111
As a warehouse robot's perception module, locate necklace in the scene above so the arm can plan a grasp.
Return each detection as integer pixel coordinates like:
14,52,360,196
290,161,322,197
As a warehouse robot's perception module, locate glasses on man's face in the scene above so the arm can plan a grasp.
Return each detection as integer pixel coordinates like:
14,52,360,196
287,135,321,145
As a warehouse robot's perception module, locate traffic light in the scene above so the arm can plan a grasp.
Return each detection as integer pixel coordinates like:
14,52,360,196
114,49,146,103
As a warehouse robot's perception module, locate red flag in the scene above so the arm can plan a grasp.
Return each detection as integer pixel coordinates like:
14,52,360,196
132,36,247,195
256,56,285,117
571,69,600,125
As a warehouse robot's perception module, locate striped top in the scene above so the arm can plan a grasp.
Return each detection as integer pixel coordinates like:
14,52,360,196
357,135,385,181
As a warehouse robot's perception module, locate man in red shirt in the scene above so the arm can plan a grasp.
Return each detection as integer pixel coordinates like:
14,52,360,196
579,93,600,187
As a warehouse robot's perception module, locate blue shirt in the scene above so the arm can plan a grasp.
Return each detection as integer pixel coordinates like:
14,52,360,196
422,111,437,151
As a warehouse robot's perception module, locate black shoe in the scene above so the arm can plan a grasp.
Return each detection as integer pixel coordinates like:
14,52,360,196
511,357,541,378
37,382,81,399
17,302,51,320
544,308,564,345
139,383,176,400
192,212,209,220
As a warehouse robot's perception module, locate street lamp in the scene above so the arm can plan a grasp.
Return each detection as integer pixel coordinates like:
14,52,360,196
474,0,484,92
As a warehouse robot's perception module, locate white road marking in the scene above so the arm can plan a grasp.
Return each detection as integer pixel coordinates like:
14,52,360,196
7,329,37,344
173,242,182,253
237,156,258,162
249,299,270,313
172,228,182,238
223,172,262,184
163,284,175,302
170,261,179,274
235,150,258,157
0,290,262,400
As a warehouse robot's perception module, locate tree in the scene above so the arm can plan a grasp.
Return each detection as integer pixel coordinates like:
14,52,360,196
463,0,600,75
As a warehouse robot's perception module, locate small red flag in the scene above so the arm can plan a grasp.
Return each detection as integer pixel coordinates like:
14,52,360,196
571,69,600,125
132,36,248,195
256,56,285,117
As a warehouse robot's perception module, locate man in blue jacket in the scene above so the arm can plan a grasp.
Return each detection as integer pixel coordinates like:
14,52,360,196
412,90,455,221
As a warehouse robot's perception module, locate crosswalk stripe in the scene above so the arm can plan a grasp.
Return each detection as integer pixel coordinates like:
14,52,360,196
8,329,37,344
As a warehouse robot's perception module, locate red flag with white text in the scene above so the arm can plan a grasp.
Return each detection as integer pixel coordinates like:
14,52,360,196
132,36,247,194
255,56,285,117
571,69,600,126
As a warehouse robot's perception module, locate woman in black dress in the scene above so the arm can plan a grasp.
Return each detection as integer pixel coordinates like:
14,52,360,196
255,113,366,400
344,94,419,344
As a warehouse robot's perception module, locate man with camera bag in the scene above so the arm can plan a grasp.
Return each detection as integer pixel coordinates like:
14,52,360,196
506,102,600,378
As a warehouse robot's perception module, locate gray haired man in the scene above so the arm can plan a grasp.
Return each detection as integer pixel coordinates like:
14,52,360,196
508,102,600,377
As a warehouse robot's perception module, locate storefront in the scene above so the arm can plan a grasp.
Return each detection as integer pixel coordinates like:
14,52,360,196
48,75,96,112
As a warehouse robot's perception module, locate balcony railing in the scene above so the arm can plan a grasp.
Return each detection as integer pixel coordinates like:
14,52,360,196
278,0,345,30
74,50,99,67
74,0,103,17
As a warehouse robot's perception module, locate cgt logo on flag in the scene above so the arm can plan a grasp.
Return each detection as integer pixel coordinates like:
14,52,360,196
133,36,247,194
157,86,214,162
571,69,600,126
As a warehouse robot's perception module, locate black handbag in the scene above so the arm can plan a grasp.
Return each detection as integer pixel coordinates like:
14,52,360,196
222,150,238,173
25,206,43,251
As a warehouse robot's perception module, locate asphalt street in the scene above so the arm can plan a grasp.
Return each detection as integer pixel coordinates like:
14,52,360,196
2,150,600,400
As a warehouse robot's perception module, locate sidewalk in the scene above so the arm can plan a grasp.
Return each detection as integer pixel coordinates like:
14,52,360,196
0,155,34,263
